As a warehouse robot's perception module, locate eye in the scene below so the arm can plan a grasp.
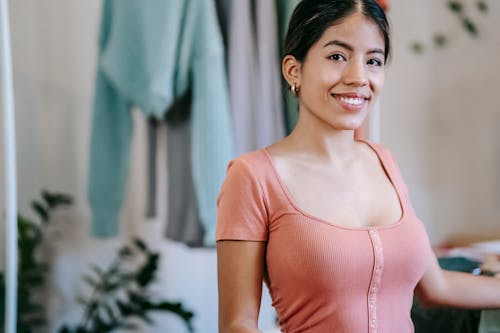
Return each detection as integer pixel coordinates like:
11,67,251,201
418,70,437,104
328,53,346,62
367,58,383,67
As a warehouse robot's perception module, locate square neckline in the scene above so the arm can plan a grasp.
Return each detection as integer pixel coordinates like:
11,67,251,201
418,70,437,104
261,139,407,231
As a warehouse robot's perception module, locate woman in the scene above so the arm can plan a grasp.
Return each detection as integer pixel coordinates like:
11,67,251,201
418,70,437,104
216,0,500,332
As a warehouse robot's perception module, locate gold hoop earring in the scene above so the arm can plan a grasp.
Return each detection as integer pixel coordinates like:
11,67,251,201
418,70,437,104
291,84,299,95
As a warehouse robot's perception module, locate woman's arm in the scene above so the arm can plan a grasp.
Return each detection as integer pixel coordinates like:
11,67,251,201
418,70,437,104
217,240,267,333
415,251,500,309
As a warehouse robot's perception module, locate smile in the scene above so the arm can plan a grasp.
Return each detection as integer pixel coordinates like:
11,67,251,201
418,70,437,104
338,96,365,106
331,93,369,112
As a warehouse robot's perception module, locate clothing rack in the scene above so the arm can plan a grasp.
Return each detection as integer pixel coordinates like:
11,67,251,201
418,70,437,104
0,0,18,332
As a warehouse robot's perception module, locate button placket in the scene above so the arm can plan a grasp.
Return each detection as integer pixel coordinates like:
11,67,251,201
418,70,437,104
367,229,384,333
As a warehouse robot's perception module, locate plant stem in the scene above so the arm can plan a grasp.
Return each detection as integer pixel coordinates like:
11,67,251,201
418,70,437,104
78,257,121,329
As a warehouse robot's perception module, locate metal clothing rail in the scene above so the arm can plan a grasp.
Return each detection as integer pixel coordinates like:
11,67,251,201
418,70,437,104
0,0,18,332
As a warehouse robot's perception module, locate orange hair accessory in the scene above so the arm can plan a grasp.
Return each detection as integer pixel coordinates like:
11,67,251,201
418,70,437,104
375,0,389,11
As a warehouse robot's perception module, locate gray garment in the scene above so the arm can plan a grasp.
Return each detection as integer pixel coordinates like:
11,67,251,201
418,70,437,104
146,91,205,247
228,0,285,155
146,118,158,218
165,92,205,247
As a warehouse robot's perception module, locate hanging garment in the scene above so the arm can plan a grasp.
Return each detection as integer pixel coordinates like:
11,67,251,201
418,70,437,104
255,0,286,148
228,0,285,156
145,0,231,243
88,0,233,244
146,118,158,218
165,91,205,247
146,96,205,247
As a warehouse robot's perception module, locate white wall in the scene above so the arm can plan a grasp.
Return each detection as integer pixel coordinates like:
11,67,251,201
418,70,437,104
381,0,437,239
382,0,500,244
5,0,500,332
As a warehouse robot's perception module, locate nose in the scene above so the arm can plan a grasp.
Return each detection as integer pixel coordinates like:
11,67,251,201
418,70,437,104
343,59,368,87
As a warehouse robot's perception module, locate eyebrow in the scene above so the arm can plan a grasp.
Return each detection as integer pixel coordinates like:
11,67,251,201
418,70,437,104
323,40,385,56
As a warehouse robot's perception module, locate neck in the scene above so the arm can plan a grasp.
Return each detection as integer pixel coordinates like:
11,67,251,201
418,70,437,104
286,107,363,162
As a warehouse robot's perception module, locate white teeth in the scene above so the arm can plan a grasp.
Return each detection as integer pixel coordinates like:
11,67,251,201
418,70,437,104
339,96,364,105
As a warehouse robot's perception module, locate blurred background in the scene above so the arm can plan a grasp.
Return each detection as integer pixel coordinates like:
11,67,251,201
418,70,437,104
1,0,499,332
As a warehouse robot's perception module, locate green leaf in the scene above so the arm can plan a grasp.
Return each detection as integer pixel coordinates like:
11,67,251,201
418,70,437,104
434,34,447,47
116,300,132,316
411,42,425,54
138,312,154,325
118,246,133,258
76,298,87,307
133,238,148,252
75,327,88,333
82,275,98,288
448,1,463,13
102,302,117,323
24,316,47,327
152,301,195,320
150,301,195,332
20,302,44,313
101,280,121,292
90,264,104,277
41,190,73,208
477,0,488,13
461,17,478,36
31,201,49,222
58,325,71,333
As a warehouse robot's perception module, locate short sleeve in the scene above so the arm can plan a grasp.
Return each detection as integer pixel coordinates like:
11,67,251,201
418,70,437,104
216,158,269,241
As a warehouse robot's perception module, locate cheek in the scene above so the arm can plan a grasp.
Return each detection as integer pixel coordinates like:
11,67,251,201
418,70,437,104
317,66,342,84
371,74,385,94
302,62,341,88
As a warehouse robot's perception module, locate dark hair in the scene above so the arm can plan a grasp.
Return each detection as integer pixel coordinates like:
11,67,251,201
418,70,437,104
284,0,391,64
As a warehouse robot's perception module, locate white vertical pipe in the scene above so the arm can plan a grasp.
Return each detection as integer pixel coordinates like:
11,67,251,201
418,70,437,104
0,0,18,332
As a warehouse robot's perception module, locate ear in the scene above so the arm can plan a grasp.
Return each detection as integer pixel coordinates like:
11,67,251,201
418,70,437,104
282,55,302,90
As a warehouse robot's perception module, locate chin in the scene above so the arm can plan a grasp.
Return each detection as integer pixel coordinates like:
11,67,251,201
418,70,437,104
333,116,367,131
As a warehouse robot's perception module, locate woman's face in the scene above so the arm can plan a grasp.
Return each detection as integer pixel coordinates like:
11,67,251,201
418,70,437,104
295,12,386,131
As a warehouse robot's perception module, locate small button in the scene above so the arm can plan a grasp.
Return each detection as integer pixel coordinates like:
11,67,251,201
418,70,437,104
370,230,376,235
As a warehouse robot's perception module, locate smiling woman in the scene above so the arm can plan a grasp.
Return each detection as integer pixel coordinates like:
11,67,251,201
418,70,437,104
215,0,500,333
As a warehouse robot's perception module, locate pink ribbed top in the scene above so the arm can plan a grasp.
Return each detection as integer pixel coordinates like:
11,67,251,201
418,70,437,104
216,141,431,333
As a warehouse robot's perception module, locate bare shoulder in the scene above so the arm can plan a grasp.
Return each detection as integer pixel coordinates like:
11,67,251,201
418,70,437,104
265,139,294,158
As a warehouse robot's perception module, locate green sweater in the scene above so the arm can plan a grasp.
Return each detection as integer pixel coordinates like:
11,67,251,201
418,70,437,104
88,0,233,244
